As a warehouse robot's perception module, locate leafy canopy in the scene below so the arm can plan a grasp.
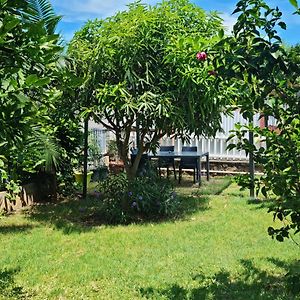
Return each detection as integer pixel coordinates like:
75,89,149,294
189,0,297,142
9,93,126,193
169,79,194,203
69,0,226,178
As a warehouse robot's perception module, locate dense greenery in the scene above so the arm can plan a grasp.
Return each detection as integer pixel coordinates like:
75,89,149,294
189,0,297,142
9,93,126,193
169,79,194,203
98,168,180,224
0,0,299,248
213,0,300,241
68,0,226,178
0,0,60,188
0,0,82,195
0,0,300,298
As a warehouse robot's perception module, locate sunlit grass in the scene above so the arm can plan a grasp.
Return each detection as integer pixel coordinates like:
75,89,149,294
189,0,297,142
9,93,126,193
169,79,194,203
0,177,299,299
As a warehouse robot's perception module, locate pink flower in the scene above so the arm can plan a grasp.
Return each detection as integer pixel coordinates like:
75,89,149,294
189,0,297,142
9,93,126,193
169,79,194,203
196,51,207,61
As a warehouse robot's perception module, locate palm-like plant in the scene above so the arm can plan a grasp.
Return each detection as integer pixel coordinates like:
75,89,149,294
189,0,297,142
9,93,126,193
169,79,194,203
25,126,61,172
24,0,62,35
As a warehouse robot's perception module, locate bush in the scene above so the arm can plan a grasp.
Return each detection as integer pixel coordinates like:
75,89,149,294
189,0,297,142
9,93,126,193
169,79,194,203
97,171,180,224
99,173,128,201
127,176,179,219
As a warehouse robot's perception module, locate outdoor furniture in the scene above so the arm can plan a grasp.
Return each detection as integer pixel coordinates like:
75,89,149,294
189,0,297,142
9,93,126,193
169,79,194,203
149,150,209,186
179,146,199,184
158,146,177,180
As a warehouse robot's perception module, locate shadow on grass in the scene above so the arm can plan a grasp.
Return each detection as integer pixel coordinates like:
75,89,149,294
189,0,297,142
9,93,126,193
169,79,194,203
25,198,100,234
0,268,28,299
24,176,231,234
247,198,277,210
193,177,233,196
25,192,211,234
176,195,210,219
139,258,300,300
0,224,35,235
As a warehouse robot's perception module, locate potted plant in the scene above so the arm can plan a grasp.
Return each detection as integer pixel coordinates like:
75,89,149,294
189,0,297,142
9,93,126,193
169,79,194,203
73,154,93,187
107,140,118,161
107,140,124,174
74,170,93,186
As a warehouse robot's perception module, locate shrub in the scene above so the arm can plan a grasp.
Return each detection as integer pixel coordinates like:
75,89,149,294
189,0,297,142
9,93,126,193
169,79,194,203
127,176,179,219
97,173,129,224
97,170,180,224
99,173,128,202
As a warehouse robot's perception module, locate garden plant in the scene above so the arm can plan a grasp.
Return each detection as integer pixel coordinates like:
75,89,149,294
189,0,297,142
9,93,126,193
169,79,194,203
212,0,300,242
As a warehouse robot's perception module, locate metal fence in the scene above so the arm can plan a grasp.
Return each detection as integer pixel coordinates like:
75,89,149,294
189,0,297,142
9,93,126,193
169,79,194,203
90,110,276,161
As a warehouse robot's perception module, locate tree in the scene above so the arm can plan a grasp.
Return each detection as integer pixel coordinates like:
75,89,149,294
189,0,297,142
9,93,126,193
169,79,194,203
0,0,63,190
68,0,226,179
213,0,300,241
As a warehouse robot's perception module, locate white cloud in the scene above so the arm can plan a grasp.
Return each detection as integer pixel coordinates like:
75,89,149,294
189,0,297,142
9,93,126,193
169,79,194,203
53,0,157,22
221,12,237,34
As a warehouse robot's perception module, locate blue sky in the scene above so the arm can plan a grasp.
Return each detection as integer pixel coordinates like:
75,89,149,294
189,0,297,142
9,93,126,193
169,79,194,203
53,0,299,45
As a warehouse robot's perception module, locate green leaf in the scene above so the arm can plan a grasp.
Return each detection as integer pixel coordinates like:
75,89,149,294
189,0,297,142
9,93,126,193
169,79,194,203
15,93,30,103
25,74,39,86
3,18,20,32
289,0,298,9
278,22,286,30
32,77,51,87
24,0,62,34
218,29,224,39
226,143,236,151
232,7,242,14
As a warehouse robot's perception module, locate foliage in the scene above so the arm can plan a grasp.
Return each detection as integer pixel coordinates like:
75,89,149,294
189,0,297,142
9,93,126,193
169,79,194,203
214,0,300,241
68,0,226,179
0,157,7,190
24,0,62,34
49,64,84,194
4,180,21,202
0,0,83,198
289,0,300,14
97,167,180,223
87,131,102,166
127,174,179,218
99,173,128,203
0,0,62,190
106,140,118,159
97,173,129,223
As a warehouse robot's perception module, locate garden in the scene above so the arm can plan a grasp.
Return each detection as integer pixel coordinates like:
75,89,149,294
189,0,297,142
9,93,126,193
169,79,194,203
0,0,299,299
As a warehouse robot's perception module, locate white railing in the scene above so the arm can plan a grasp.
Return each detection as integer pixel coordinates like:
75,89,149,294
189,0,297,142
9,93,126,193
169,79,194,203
90,110,275,161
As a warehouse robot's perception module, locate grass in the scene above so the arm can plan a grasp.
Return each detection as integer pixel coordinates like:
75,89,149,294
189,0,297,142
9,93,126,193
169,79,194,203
0,177,299,299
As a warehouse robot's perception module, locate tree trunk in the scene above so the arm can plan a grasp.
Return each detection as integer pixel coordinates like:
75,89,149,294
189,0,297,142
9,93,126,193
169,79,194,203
118,143,142,181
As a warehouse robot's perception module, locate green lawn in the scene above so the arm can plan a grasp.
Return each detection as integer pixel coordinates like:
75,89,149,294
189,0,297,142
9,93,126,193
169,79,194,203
0,177,299,299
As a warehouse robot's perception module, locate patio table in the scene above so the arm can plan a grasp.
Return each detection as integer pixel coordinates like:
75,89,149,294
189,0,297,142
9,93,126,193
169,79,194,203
148,151,209,185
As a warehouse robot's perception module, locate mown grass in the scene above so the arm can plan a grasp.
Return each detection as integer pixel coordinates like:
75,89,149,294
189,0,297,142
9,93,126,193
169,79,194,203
0,177,299,299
